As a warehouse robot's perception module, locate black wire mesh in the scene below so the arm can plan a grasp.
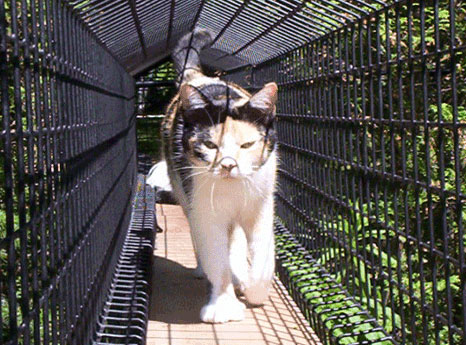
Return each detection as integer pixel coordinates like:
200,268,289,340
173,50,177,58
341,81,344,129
0,1,136,344
224,1,466,344
70,0,207,74
93,175,155,345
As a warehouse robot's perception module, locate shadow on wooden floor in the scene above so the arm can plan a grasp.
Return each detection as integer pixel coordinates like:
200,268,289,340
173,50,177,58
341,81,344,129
149,256,209,324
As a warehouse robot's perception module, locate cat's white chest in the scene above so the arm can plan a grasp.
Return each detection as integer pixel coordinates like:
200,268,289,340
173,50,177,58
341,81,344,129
191,177,259,219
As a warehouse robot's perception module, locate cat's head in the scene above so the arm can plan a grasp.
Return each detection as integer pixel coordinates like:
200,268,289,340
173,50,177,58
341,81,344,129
179,80,277,179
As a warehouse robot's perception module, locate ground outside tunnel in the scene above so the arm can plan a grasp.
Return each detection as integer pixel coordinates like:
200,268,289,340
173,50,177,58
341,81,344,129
147,204,322,345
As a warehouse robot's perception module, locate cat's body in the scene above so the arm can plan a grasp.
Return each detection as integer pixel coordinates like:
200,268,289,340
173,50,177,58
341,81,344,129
160,29,278,323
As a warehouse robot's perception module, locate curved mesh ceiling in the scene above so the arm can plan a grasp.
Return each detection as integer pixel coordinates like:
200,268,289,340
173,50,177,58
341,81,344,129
70,0,390,75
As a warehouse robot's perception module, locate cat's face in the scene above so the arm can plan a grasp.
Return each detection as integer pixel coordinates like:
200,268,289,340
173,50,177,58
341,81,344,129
179,81,277,179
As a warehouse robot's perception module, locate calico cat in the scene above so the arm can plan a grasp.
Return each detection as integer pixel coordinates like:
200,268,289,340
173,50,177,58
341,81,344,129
160,29,278,323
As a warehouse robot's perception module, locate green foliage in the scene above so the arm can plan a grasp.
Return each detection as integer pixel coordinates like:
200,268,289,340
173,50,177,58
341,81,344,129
136,116,163,161
276,230,393,345
135,61,177,161
139,61,177,115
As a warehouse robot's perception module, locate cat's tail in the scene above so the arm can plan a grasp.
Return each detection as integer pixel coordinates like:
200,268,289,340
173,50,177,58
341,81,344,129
172,28,213,84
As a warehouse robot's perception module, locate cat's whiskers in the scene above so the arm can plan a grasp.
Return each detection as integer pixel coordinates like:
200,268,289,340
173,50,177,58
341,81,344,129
174,166,208,172
201,108,215,127
241,179,248,210
274,180,283,196
244,177,255,195
208,161,218,173
210,180,217,215
181,170,208,183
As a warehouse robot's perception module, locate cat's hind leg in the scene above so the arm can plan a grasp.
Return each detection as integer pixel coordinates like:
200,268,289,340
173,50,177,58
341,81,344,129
190,212,245,323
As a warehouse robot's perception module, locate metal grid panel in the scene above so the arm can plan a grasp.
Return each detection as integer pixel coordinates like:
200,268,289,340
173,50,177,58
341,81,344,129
274,222,396,344
197,0,244,39
167,0,204,50
137,0,172,54
206,0,388,65
66,0,394,74
70,0,205,74
0,1,136,344
211,0,300,62
234,1,465,344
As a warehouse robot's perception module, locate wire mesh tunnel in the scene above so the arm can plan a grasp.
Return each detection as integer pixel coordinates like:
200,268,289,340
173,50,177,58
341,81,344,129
1,1,465,344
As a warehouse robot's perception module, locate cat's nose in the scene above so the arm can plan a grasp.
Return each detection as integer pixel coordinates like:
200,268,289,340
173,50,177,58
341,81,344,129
219,157,237,172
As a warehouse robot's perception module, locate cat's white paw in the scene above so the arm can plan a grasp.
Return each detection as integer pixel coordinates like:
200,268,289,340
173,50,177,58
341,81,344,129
244,281,271,306
200,294,245,323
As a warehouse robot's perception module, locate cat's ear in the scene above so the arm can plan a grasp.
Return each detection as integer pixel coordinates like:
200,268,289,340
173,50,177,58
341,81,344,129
179,83,213,125
241,82,278,126
179,83,207,110
249,82,278,114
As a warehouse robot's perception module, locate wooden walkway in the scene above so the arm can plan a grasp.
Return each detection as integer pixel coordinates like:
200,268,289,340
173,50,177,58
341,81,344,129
146,204,321,345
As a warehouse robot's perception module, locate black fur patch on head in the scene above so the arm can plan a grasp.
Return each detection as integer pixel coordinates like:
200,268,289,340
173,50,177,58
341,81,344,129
264,126,277,155
236,82,277,128
181,120,212,163
234,103,276,129
181,82,245,126
181,81,277,131
172,115,194,198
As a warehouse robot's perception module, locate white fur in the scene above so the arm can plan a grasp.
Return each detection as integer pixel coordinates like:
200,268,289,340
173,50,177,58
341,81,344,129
229,224,248,294
146,160,172,192
200,286,246,323
172,151,277,323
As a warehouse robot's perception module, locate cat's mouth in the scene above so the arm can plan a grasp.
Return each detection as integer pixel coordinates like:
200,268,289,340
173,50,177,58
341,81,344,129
219,169,238,179
203,163,257,180
211,166,239,179
213,157,241,179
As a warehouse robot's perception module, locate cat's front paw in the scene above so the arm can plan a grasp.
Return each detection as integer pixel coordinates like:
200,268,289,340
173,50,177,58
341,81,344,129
200,294,245,323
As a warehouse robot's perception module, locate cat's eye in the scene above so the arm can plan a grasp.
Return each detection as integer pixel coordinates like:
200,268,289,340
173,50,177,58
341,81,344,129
240,141,256,149
203,140,218,149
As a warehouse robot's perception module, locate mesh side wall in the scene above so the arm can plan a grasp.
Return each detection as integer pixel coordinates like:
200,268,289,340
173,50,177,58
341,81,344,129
0,1,136,344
